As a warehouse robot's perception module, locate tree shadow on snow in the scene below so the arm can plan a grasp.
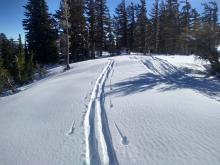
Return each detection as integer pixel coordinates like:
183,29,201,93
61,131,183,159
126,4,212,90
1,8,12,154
107,57,220,101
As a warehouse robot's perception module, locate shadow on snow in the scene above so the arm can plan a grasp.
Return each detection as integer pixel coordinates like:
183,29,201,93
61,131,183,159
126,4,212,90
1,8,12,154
107,57,220,101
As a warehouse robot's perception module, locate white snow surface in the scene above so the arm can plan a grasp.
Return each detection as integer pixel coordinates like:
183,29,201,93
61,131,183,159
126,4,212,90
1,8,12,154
1,55,220,165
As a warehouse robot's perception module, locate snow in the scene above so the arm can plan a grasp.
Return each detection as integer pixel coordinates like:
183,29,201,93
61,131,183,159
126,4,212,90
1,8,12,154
84,59,116,165
1,55,220,165
0,58,109,165
105,55,220,165
217,45,220,52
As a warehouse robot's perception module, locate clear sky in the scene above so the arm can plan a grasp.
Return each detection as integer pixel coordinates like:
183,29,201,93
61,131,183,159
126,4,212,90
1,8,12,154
0,0,219,40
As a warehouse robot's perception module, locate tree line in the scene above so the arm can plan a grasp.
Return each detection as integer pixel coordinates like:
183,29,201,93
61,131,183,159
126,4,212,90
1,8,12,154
0,0,220,93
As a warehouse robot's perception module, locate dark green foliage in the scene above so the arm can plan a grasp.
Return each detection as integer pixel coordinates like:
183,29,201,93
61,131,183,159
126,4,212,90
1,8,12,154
127,2,136,52
85,0,96,58
150,0,160,53
191,1,220,74
55,0,71,70
0,34,34,94
179,0,193,54
2,0,220,95
23,0,59,64
68,0,88,62
135,0,149,54
23,42,35,82
159,0,180,54
95,0,110,56
114,0,128,50
105,13,116,54
0,58,13,93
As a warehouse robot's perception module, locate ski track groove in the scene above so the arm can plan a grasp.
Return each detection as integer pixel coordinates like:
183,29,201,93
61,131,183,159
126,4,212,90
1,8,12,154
84,59,118,165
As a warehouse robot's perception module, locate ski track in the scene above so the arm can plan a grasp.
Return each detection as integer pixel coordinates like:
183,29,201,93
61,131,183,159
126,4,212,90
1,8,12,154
84,59,118,165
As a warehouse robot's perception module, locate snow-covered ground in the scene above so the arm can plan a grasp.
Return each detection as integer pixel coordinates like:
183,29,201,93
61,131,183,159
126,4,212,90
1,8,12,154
0,55,220,165
217,45,220,52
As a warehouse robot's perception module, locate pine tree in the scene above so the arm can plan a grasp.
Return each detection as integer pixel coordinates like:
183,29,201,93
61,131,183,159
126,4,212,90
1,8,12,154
0,35,17,91
85,0,96,58
0,34,35,93
190,8,201,53
160,0,180,54
1,38,15,76
127,2,136,52
95,0,110,56
0,56,13,93
158,0,167,53
135,0,149,54
150,0,160,53
68,0,88,62
105,13,115,54
23,0,59,64
56,0,71,70
201,1,219,48
191,8,201,34
114,0,128,51
179,0,192,54
0,39,10,93
15,34,26,84
24,41,35,82
192,1,220,74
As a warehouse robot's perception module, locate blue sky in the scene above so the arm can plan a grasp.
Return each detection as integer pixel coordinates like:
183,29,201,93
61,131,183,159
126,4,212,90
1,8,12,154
0,0,219,40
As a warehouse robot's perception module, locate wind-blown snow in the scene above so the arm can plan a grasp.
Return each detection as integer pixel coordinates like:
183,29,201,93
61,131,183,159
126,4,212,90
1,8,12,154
1,55,220,165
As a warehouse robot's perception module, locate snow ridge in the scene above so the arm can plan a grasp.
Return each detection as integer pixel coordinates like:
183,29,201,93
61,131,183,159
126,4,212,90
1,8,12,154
84,59,118,165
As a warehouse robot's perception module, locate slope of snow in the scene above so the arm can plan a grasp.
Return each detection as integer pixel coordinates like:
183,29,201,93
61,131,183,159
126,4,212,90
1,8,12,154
1,55,220,165
105,55,220,165
0,58,110,165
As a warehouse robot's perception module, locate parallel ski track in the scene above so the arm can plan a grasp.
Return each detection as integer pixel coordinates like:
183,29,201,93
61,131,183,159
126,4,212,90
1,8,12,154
84,59,118,165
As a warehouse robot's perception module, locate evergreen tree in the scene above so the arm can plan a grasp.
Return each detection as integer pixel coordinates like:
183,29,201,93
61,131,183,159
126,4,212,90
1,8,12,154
163,0,180,54
1,38,16,76
0,56,13,93
14,34,26,84
135,0,149,54
150,0,160,53
56,0,71,69
179,0,192,54
201,1,219,48
95,0,110,56
23,0,59,64
24,41,35,82
85,0,96,58
192,1,220,74
127,2,136,52
114,0,128,51
190,8,201,53
158,0,167,53
68,0,88,62
0,35,17,91
0,36,10,92
191,8,201,34
202,1,216,29
105,13,116,54
180,0,192,33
